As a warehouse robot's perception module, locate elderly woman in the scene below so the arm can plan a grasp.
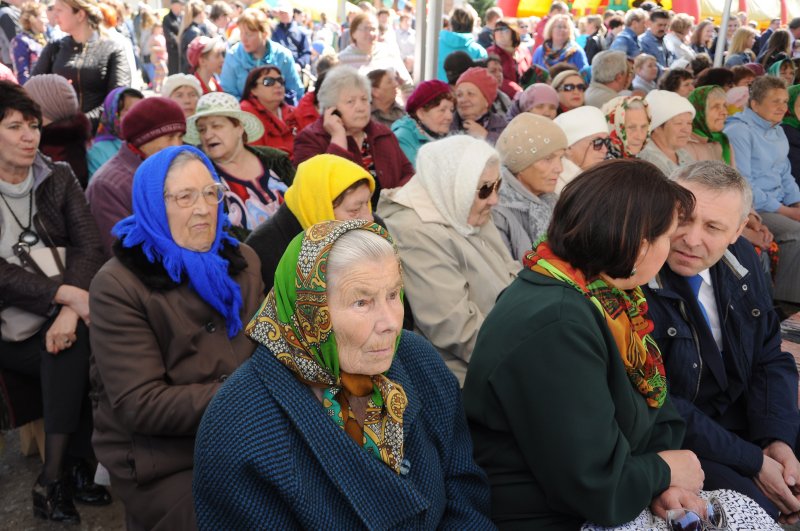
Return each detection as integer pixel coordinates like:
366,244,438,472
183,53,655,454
294,66,413,207
602,95,651,159
464,159,704,529
160,73,202,118
185,92,294,239
451,66,507,145
193,219,493,528
240,65,296,159
493,113,568,260
89,145,264,529
86,86,143,176
187,35,225,94
0,82,107,524
663,13,695,64
638,90,696,175
505,82,559,121
553,106,610,192
379,135,519,384
551,70,586,115
531,14,588,71
367,68,405,128
391,79,454,167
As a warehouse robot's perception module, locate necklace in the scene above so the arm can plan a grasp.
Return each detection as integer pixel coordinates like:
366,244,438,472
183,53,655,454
0,190,39,245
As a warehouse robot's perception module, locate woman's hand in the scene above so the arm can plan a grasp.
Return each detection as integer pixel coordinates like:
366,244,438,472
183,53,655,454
658,449,704,493
462,119,488,140
45,305,79,355
650,486,708,521
322,107,348,150
54,284,91,325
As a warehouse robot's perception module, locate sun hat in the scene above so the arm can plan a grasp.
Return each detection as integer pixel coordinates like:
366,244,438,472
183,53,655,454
160,73,202,98
184,92,265,145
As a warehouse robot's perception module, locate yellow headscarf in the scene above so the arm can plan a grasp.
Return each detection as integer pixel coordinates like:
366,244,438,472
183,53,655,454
284,155,376,229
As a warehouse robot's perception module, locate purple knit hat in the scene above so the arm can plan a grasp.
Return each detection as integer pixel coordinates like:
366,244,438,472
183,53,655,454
406,80,452,115
744,63,766,77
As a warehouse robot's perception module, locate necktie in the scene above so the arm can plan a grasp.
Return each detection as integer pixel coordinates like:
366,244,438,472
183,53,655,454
686,274,712,329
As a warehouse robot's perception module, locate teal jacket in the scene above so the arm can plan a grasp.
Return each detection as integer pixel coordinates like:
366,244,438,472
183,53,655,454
390,115,431,169
437,30,487,81
463,268,685,530
221,40,304,102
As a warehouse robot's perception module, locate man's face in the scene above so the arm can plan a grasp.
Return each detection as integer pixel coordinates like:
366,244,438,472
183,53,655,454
650,17,669,38
630,18,646,36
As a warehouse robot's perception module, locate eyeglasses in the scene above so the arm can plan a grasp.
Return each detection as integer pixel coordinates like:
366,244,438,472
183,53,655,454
476,178,502,199
164,183,227,208
666,497,727,530
262,76,285,87
559,83,586,93
493,27,511,33
591,137,612,151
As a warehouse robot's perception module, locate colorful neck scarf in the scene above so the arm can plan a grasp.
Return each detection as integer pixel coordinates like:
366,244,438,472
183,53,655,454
542,40,577,67
783,85,800,130
688,85,732,165
245,220,408,473
113,145,244,337
604,95,650,159
523,241,668,408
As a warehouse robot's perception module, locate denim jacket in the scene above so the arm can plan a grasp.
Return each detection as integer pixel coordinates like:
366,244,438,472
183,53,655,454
609,27,641,58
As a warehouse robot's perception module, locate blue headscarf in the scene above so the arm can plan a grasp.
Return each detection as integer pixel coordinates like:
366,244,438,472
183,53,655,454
113,145,244,337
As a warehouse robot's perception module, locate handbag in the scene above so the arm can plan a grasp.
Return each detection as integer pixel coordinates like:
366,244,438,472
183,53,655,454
0,244,66,342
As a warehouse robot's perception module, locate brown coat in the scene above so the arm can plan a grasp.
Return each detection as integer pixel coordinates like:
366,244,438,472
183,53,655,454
88,241,263,530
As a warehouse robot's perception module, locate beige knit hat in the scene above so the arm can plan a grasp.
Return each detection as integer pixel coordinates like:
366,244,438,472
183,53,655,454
496,113,568,174
23,74,79,122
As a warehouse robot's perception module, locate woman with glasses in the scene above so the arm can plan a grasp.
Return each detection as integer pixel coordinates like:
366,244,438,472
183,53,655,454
379,135,520,385
89,145,264,530
638,90,697,176
240,65,296,159
550,70,586,115
531,14,588,71
553,106,611,192
486,18,530,99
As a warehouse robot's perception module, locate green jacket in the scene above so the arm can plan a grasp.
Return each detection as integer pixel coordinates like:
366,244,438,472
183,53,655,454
463,268,686,530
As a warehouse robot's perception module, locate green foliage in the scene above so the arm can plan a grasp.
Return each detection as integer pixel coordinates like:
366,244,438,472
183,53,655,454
468,0,496,22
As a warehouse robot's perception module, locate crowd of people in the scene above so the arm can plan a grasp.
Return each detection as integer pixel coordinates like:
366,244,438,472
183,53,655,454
1,0,800,529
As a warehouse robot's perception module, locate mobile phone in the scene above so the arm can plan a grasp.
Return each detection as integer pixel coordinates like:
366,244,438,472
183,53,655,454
331,109,342,118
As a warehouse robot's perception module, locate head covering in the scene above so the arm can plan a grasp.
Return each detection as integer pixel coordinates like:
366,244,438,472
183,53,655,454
644,90,696,131
184,92,264,145
443,51,475,85
767,58,793,78
602,95,651,159
688,85,732,164
725,85,750,115
496,113,568,174
550,70,581,91
160,73,202,98
284,155,375,229
120,97,186,147
245,219,408,473
554,106,609,147
744,62,765,77
405,79,452,115
783,85,800,130
95,86,144,142
506,83,560,121
112,145,244,337
186,36,219,71
23,74,78,122
456,67,498,106
414,135,500,237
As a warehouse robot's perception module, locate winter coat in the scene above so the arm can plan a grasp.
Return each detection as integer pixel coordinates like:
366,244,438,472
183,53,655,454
450,111,507,146
271,20,311,68
38,113,92,189
725,107,800,212
781,123,800,187
287,90,318,134
240,98,296,160
436,30,487,81
220,40,303,103
193,331,494,530
88,241,263,530
390,114,436,169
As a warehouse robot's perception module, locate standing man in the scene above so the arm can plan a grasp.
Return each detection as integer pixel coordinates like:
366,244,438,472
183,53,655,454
639,9,672,68
272,1,310,69
163,0,183,75
477,6,503,50
610,8,647,59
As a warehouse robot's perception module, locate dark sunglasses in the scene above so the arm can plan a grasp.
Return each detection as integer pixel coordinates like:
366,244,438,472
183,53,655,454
559,83,586,93
476,178,502,199
262,76,285,87
591,137,612,151
665,498,727,530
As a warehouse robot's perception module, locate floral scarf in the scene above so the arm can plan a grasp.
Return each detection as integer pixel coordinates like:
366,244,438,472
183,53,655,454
688,85,732,165
541,40,578,68
524,241,668,408
245,219,409,473
604,95,650,159
782,85,800,130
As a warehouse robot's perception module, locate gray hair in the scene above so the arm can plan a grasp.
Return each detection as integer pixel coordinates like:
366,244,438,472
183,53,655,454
327,229,399,287
165,150,206,184
624,8,646,27
591,50,628,84
316,66,372,112
749,75,787,106
670,161,753,222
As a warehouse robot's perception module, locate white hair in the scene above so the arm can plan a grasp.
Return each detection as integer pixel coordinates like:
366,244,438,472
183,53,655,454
327,229,398,287
316,66,372,112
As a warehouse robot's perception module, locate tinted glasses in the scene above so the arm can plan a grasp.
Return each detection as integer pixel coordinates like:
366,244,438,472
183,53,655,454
476,178,502,199
666,498,727,531
262,76,285,87
559,83,586,92
591,137,612,151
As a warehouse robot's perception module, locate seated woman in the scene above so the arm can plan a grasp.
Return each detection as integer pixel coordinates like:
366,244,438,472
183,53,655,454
450,66,507,145
86,86,143,177
379,136,519,384
531,14,588,71
602,95,651,159
553,106,610,192
294,66,413,208
768,59,797,87
193,219,493,529
0,81,107,525
159,73,202,118
638,90,696,175
493,113,568,260
185,92,295,239
391,79,454,167
463,159,703,529
89,145,264,530
240,65,296,159
367,68,405,128
550,70,586,115
505,83,559,121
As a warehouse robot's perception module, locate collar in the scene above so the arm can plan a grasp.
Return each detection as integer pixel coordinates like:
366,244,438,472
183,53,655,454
742,106,780,130
647,246,749,293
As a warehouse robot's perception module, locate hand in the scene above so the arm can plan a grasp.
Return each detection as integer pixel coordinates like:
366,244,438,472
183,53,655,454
742,227,770,250
658,449,704,493
45,306,79,355
650,486,708,521
462,119,488,140
755,454,800,515
764,441,800,491
54,284,90,325
322,107,347,148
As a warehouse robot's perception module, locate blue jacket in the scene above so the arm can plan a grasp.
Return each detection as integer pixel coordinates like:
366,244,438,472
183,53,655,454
638,30,671,67
221,40,304,103
643,238,800,478
193,331,494,530
437,30,487,81
725,107,800,212
272,21,310,69
391,114,432,168
530,41,588,71
609,27,641,58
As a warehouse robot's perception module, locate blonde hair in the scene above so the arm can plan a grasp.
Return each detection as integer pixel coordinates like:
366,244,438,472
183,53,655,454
669,13,693,35
543,14,575,43
178,0,205,41
634,53,656,71
237,8,270,35
19,1,44,33
728,26,758,55
586,14,606,37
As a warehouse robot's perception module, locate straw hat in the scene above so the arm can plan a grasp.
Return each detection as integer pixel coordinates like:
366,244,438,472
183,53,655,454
184,92,264,145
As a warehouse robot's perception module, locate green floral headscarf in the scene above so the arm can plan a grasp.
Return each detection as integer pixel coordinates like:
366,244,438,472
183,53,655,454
688,85,732,165
783,85,800,130
245,219,408,473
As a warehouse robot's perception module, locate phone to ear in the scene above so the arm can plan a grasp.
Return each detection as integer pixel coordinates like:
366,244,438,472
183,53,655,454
331,109,342,118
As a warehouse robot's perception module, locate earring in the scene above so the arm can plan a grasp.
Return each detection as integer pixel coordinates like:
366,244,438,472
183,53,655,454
629,267,637,277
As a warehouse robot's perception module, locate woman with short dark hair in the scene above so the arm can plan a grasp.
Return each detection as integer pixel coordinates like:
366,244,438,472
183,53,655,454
240,64,296,158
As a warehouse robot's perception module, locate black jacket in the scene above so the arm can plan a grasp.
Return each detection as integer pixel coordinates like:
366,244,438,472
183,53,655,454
783,123,800,188
163,11,181,75
179,22,209,74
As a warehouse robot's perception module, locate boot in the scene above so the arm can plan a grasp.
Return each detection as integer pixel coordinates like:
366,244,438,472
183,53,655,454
32,476,80,525
69,459,112,506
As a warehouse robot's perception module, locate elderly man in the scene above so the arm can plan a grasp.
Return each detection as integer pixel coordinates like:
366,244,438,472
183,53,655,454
584,50,630,108
644,161,800,523
639,8,673,68
725,75,800,304
609,8,646,58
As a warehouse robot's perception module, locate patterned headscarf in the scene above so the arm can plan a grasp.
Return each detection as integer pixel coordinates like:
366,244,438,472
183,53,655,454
603,95,650,159
783,85,800,130
245,220,409,473
524,240,668,408
113,145,244,337
688,85,732,165
95,87,142,143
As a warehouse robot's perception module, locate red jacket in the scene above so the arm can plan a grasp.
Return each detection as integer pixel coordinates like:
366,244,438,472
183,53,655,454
241,98,296,160
486,45,525,99
287,91,319,135
293,117,414,192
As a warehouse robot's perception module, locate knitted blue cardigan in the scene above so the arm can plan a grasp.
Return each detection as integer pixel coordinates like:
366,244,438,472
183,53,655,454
193,331,494,530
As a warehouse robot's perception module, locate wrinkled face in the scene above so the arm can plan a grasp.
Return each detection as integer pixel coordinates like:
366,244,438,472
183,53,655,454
516,149,565,195
335,86,371,132
197,115,243,162
567,132,608,169
138,131,184,158
638,59,659,82
630,18,646,36
557,75,586,110
650,17,668,38
200,48,225,74
163,159,219,252
624,107,649,155
529,103,558,119
415,98,454,134
751,88,789,125
329,256,404,376
372,73,398,105
240,26,266,55
0,110,40,172
659,112,693,149
53,0,83,34
251,69,285,109
467,162,501,227
455,82,489,121
333,184,373,221
170,85,200,118
705,95,728,133
667,181,746,276
677,77,695,98
487,61,503,85
352,16,378,51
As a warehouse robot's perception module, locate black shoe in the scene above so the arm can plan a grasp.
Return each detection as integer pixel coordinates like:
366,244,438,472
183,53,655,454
69,460,112,506
32,477,81,525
